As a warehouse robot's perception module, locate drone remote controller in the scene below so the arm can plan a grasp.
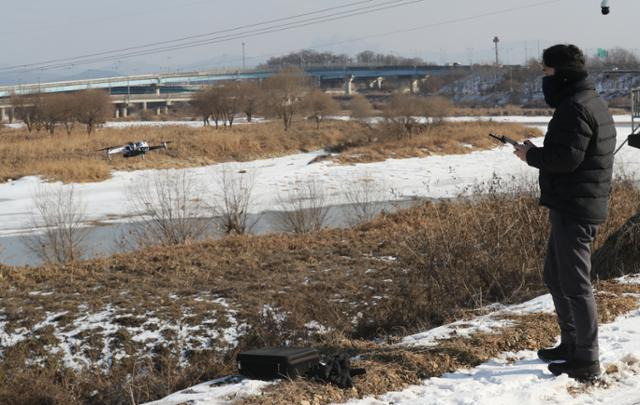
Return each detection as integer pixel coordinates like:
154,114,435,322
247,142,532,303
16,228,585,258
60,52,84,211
488,132,522,147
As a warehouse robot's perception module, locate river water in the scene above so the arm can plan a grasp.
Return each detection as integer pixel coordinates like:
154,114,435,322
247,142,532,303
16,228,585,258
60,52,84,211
0,199,421,267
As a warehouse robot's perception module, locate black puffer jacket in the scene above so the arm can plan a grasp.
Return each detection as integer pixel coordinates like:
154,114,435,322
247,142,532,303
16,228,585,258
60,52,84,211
526,79,616,224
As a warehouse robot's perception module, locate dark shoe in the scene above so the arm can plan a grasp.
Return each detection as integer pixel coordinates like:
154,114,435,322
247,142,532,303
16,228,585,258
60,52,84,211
548,359,601,380
537,343,573,362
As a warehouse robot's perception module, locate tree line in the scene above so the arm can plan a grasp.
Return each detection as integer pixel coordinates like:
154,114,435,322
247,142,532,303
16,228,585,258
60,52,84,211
585,47,640,70
10,89,111,134
260,47,640,70
260,49,427,69
191,69,344,130
191,68,453,135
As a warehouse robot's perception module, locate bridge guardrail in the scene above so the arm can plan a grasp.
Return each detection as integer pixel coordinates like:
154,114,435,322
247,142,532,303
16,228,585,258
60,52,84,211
0,64,477,98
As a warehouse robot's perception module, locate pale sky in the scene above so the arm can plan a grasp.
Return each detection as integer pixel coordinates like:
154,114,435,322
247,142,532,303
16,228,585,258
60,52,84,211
1,0,638,77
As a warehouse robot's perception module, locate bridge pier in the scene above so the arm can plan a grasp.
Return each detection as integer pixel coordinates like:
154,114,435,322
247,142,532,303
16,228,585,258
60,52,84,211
344,75,355,97
410,78,420,94
0,107,7,123
369,77,383,89
142,101,148,111
115,105,128,118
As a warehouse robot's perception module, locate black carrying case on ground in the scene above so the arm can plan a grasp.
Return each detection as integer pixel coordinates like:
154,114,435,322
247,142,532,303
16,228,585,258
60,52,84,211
629,134,640,149
237,347,320,380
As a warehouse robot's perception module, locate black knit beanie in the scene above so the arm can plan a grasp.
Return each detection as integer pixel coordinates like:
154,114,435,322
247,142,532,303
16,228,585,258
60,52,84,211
542,44,585,71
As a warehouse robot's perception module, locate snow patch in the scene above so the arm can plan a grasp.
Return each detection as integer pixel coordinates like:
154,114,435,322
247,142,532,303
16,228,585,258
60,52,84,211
401,294,555,347
143,375,273,405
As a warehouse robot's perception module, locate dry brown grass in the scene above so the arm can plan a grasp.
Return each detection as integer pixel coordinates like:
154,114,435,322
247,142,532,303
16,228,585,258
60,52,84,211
0,120,539,183
592,174,640,279
0,178,638,403
0,120,362,183
335,122,542,164
237,281,640,405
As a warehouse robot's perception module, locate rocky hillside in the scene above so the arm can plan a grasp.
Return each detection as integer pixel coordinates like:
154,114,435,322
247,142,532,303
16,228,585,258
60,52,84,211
435,68,640,107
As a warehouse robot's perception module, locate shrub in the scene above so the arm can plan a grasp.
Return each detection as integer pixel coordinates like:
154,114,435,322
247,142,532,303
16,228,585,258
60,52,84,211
213,167,255,235
276,177,332,233
127,170,211,246
22,185,89,264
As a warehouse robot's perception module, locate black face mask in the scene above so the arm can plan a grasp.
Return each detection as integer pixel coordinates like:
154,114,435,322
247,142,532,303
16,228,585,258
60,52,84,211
541,69,589,108
542,75,565,108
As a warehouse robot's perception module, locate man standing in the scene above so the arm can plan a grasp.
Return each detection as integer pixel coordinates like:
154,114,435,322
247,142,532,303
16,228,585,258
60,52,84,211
514,44,616,380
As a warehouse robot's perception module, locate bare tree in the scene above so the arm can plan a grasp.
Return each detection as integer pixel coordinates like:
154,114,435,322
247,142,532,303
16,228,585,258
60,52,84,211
304,89,340,129
209,89,225,128
260,49,427,69
212,167,256,234
420,96,453,124
75,89,111,134
276,177,331,233
39,94,66,134
11,93,43,132
356,50,377,65
219,82,242,127
59,93,78,134
236,81,262,122
262,49,351,69
349,94,374,119
128,170,210,247
191,89,212,127
342,174,390,225
383,94,424,137
23,185,89,264
587,47,640,70
261,68,309,130
191,86,228,128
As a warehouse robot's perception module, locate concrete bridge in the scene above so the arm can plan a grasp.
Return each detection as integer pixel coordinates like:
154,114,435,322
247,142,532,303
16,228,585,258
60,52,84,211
0,65,471,121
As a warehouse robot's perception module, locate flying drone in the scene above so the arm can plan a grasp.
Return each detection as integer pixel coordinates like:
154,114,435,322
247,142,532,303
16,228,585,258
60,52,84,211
98,141,171,160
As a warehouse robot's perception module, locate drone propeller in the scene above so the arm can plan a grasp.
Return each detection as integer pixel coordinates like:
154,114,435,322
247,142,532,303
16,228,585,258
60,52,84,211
149,141,173,150
97,145,119,152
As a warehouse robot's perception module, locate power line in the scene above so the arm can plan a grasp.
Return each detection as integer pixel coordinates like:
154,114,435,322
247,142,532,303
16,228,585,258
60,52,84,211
239,0,564,67
0,0,394,73
84,0,422,65
3,0,562,75
192,0,564,70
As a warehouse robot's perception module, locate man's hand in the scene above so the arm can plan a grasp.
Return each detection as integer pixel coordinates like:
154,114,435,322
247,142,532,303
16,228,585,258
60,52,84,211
514,140,535,163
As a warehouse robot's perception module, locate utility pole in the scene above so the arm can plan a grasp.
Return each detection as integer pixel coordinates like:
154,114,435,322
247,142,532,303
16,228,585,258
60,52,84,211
493,36,500,66
242,42,246,70
510,68,513,92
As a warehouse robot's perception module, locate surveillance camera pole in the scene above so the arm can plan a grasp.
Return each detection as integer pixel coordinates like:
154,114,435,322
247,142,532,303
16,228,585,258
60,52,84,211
493,36,500,66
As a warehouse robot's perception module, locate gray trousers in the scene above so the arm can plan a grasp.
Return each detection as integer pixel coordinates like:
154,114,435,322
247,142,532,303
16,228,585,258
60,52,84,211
543,210,599,362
